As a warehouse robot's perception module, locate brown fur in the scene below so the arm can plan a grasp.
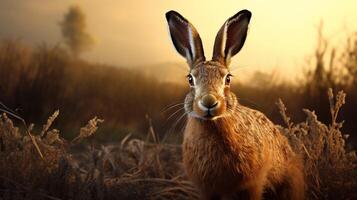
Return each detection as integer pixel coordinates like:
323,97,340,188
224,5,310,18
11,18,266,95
183,103,305,200
181,62,305,200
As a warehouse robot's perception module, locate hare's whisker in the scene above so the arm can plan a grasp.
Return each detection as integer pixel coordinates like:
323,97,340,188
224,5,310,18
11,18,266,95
173,111,188,129
160,102,185,113
166,107,185,121
162,111,188,143
179,116,188,134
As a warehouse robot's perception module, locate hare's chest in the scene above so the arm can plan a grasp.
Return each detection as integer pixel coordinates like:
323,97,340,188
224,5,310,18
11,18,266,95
182,131,255,192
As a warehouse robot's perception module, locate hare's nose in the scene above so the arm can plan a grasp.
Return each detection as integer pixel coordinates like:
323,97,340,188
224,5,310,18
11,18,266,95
201,94,218,109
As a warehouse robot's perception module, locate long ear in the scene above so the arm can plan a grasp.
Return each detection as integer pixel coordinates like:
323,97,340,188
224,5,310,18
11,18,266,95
212,10,251,66
166,10,205,68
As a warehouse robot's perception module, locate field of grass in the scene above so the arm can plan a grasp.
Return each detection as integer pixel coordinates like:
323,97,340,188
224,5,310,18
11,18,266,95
0,89,356,199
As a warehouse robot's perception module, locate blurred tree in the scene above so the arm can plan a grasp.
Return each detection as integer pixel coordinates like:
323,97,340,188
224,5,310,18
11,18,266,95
60,5,94,58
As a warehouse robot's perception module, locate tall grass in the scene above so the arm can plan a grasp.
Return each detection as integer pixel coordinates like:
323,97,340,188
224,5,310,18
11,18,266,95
277,89,356,199
0,39,186,140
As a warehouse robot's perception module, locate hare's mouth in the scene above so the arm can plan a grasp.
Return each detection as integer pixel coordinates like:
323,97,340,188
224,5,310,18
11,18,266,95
192,105,223,120
203,115,218,121
190,112,220,121
203,110,217,120
192,95,226,120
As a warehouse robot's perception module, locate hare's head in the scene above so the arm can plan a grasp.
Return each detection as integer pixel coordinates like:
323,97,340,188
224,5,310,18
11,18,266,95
166,10,251,120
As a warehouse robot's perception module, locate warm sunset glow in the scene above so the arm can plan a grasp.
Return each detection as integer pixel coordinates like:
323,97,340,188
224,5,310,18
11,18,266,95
1,2,357,198
1,0,356,79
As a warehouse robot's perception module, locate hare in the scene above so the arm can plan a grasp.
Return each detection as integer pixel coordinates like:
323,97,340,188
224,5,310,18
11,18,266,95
165,10,305,200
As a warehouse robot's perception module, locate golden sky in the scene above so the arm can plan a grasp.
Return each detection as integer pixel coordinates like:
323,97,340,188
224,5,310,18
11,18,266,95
0,0,356,79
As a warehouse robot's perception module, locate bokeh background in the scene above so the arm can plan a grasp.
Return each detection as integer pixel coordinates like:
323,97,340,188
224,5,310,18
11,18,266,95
0,0,356,146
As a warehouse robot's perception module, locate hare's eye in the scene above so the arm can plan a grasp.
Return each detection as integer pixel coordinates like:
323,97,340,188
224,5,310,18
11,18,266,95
225,74,232,85
187,74,194,86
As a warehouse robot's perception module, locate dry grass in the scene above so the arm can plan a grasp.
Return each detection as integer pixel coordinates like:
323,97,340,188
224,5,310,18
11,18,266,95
0,89,356,200
0,111,198,200
277,89,357,200
0,39,187,140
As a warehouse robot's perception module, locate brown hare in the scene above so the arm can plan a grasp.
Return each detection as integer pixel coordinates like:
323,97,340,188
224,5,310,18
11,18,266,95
165,10,305,200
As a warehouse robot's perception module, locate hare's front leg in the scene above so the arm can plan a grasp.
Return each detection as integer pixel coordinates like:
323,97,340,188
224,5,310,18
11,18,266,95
246,183,264,200
241,170,267,200
276,162,305,200
201,191,221,200
230,183,264,200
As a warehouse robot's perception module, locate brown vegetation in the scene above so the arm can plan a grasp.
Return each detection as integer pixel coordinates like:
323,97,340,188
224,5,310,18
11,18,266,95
277,89,357,199
0,39,186,141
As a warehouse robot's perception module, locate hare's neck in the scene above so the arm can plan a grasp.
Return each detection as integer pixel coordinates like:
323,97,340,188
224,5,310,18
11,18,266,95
186,116,238,140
